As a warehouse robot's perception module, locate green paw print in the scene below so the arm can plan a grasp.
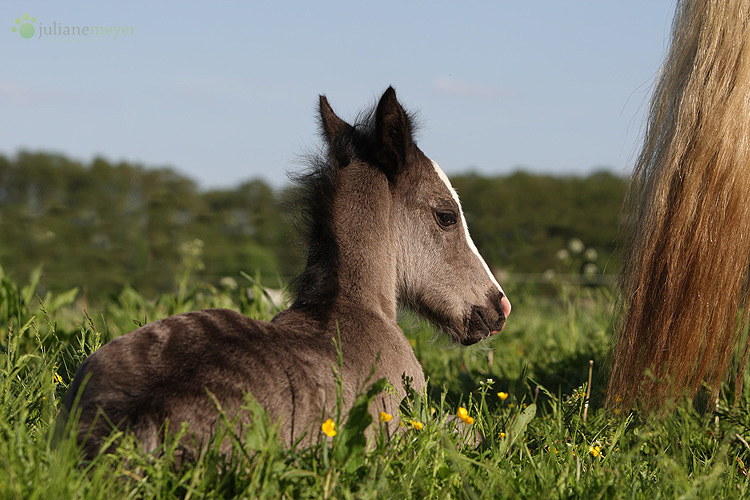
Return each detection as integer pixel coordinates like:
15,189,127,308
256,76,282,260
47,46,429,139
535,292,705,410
11,14,36,39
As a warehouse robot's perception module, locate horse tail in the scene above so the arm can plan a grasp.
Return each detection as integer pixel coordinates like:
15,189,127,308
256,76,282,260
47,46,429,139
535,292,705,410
607,0,750,411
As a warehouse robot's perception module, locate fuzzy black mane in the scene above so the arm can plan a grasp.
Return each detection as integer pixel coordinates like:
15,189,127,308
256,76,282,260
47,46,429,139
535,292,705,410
286,153,341,320
286,97,417,320
285,111,365,320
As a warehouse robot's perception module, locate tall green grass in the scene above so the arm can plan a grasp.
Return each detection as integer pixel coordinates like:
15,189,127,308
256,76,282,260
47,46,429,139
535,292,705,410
1,267,749,499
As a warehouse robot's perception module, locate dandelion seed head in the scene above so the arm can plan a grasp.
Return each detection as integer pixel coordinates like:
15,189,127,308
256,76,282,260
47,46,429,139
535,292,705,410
568,238,584,254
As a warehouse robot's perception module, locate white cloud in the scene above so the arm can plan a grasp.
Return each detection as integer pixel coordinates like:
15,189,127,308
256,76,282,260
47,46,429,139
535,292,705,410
0,81,31,101
0,81,74,104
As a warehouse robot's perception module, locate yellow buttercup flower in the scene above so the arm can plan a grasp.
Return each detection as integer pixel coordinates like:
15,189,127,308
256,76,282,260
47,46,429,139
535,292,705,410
322,418,337,437
408,420,423,430
457,407,474,425
499,432,506,438
53,373,64,385
497,392,508,401
379,411,393,422
589,445,601,458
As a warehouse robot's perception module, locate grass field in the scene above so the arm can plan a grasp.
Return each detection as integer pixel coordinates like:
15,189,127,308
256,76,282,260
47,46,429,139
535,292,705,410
2,266,750,499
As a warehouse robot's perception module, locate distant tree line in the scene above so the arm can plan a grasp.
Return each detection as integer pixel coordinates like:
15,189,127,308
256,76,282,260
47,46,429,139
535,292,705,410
451,171,626,280
0,152,627,300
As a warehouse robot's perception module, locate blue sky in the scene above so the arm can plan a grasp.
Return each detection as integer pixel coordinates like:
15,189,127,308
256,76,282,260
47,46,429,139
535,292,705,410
2,1,676,189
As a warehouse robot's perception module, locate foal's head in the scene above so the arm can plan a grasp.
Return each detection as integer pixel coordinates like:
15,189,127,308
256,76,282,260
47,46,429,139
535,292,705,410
317,87,511,345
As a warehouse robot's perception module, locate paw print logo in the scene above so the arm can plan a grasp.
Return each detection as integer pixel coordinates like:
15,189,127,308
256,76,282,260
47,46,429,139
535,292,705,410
11,14,36,39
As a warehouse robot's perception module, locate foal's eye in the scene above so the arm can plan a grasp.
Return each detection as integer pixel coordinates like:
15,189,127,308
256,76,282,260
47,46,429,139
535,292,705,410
435,210,458,228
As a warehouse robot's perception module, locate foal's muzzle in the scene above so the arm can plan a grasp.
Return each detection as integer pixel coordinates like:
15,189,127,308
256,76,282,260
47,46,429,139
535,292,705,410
461,293,511,346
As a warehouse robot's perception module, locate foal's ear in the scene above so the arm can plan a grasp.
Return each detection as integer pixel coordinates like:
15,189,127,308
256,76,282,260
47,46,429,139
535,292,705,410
319,95,352,144
375,87,413,180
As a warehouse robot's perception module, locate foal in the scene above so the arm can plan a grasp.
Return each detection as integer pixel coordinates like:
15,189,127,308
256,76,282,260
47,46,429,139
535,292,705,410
64,87,511,458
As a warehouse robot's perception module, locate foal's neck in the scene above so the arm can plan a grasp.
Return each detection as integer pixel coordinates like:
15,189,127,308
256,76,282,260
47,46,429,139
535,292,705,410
330,163,398,324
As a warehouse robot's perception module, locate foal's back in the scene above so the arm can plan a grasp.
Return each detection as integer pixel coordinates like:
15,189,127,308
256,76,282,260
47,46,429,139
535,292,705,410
65,308,337,457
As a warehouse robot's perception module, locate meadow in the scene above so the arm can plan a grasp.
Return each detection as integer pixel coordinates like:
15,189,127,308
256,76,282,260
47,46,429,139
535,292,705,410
2,262,750,500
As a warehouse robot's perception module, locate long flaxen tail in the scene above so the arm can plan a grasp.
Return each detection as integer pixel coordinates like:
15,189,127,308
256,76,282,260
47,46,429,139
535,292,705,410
607,0,750,411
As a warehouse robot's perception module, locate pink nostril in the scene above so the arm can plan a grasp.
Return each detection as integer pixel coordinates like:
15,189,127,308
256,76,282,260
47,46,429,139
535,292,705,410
500,295,511,319
491,295,512,334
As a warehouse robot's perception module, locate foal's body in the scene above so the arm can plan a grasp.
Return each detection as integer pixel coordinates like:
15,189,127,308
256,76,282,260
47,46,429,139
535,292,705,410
64,88,509,458
69,307,420,456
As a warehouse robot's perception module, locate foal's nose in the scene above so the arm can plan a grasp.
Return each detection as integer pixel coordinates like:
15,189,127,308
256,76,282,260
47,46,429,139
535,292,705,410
500,295,511,319
490,294,511,335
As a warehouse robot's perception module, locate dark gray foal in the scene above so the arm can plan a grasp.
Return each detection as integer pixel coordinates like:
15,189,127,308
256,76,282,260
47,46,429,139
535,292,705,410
63,87,511,459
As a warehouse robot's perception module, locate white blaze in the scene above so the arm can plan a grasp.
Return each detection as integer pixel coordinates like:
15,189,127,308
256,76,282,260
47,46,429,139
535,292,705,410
430,159,505,296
